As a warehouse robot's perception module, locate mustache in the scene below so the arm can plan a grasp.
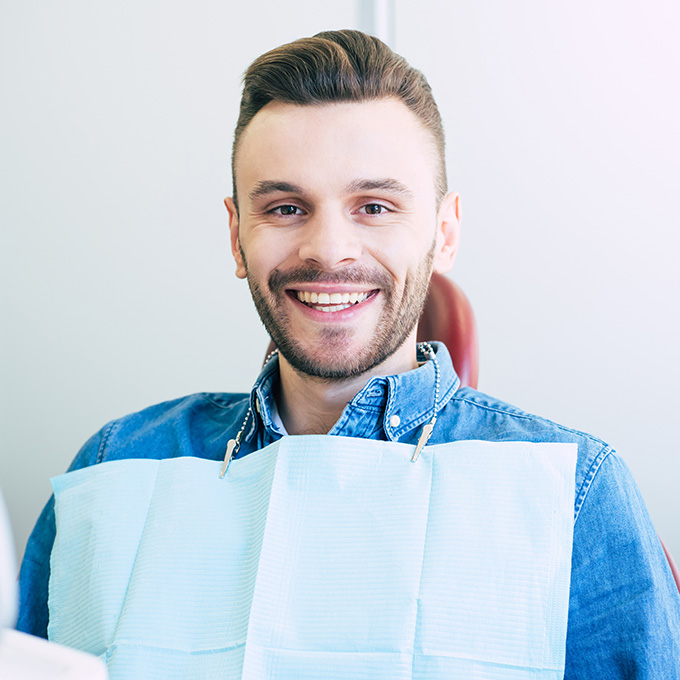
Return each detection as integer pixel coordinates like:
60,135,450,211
268,265,392,293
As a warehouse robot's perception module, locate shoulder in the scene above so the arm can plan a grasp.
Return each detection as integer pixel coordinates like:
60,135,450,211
447,386,607,444
441,386,616,524
69,392,250,471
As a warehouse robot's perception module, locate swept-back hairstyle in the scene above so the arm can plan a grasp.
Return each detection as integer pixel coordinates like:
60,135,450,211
231,29,447,209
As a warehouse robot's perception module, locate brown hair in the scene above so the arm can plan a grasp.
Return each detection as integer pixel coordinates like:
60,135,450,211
231,29,447,209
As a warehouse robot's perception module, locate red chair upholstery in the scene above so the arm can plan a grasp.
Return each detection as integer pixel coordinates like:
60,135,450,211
416,273,478,389
661,539,680,593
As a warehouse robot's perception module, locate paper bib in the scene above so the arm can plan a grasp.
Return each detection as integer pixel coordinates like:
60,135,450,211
48,436,576,680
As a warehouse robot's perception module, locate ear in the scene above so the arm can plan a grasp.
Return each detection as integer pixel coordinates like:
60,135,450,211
432,192,461,274
224,197,247,279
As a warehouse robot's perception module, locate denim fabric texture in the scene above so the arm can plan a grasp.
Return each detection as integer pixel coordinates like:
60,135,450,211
18,343,680,677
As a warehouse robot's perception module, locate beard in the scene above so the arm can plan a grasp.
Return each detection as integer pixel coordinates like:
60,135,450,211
242,241,435,381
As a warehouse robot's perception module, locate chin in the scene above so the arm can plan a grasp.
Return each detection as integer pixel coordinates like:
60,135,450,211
279,329,410,381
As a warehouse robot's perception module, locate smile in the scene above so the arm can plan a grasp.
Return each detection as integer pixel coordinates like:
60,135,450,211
293,290,372,313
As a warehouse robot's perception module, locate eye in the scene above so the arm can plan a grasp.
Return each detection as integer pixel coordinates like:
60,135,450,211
361,203,389,215
270,204,302,216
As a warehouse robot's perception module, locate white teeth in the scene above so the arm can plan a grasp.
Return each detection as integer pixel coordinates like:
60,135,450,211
294,290,371,310
319,304,352,312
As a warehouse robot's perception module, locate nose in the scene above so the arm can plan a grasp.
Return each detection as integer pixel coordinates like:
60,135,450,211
297,209,362,270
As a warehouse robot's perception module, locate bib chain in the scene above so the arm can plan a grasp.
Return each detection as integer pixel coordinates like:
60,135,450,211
220,344,440,476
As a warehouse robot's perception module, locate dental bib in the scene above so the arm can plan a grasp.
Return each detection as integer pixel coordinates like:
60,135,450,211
48,436,576,680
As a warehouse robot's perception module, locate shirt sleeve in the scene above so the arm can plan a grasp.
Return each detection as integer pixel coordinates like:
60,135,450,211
16,426,107,639
565,451,680,678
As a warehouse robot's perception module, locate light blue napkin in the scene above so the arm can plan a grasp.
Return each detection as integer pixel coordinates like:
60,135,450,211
49,437,576,679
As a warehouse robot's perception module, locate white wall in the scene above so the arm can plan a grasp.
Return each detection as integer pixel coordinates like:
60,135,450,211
0,0,356,562
395,1,680,555
1,0,678,567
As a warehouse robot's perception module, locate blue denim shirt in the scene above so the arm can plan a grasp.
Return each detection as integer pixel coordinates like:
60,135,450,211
18,343,680,677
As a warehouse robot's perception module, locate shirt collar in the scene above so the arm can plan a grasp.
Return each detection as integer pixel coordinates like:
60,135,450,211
245,341,460,444
345,342,460,441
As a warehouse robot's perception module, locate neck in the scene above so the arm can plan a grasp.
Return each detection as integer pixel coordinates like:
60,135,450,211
275,335,420,436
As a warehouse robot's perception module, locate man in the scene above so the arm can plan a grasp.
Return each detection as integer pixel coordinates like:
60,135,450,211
18,30,680,678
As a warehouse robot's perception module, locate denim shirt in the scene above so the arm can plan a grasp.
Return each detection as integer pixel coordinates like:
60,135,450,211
18,343,680,677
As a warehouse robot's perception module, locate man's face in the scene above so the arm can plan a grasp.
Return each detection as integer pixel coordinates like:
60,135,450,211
227,99,459,380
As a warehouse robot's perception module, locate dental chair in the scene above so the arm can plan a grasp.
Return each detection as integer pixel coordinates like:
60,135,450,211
662,539,680,592
415,272,478,389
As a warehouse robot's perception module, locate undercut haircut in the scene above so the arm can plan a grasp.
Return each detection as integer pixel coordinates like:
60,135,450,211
231,29,447,210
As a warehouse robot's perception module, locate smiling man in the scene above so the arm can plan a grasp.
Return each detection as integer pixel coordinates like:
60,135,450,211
226,96,458,434
18,30,680,679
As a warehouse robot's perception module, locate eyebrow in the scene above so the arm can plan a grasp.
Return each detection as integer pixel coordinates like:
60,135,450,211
247,177,415,202
249,181,304,202
345,178,414,200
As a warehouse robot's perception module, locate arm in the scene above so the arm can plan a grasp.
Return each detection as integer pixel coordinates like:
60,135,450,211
565,452,680,678
17,427,108,638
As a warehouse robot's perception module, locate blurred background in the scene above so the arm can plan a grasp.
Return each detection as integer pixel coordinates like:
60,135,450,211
1,0,678,563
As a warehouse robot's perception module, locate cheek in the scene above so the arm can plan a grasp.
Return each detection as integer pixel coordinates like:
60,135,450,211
369,233,433,283
241,230,291,275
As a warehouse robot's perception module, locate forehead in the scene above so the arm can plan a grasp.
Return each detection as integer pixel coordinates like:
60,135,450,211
234,99,438,202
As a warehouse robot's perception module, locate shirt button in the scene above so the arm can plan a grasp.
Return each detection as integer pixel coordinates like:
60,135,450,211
390,414,401,428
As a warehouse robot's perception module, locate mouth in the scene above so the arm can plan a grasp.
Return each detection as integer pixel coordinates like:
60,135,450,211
289,289,376,313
